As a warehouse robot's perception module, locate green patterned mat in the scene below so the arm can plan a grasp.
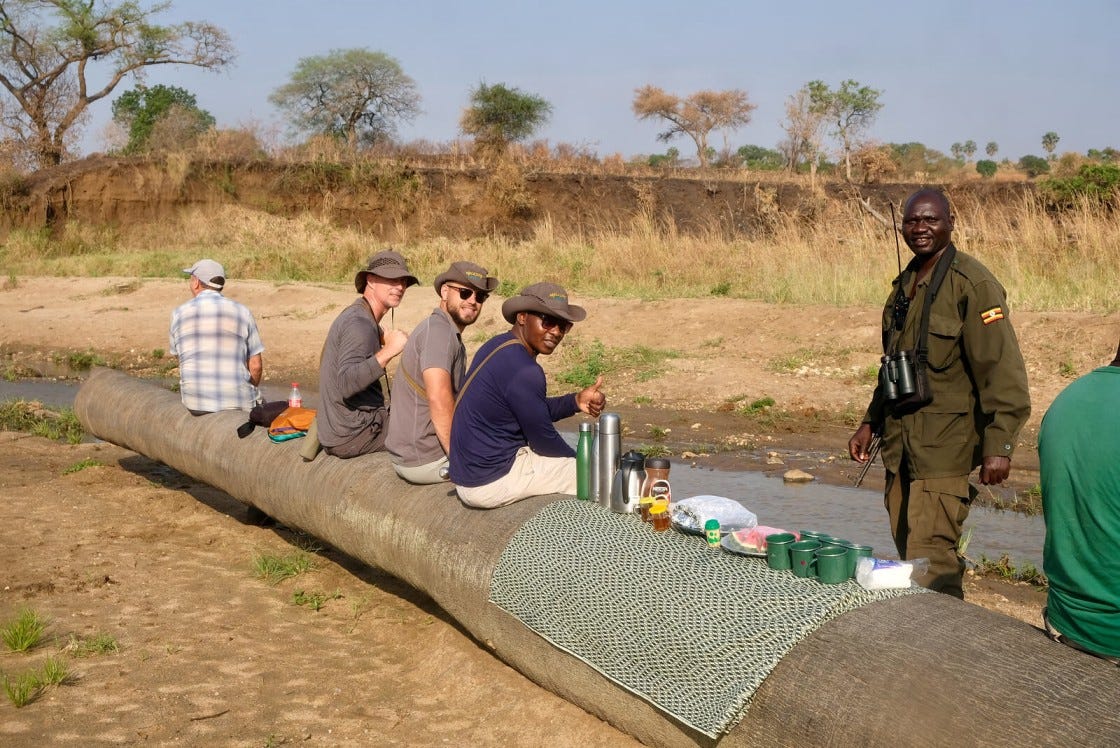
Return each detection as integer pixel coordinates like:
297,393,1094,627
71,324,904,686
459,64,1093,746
489,500,925,738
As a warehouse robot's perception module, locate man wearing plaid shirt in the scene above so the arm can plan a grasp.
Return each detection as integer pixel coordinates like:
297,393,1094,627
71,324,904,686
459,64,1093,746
170,259,265,415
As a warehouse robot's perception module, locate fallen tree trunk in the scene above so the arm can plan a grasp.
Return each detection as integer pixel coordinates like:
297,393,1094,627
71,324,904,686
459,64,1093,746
76,369,1120,747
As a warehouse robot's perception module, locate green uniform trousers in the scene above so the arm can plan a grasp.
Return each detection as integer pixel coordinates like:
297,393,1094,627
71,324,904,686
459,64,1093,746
885,465,975,598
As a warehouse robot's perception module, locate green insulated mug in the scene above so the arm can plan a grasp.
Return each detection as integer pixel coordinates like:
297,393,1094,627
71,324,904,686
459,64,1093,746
817,546,849,584
766,533,797,570
790,540,820,578
844,543,873,579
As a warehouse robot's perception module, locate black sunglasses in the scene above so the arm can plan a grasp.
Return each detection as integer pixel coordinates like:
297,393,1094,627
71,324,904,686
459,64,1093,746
446,284,489,304
533,312,573,333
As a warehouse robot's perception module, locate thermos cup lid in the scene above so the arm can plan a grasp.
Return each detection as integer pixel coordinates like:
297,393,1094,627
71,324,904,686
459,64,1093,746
597,412,621,434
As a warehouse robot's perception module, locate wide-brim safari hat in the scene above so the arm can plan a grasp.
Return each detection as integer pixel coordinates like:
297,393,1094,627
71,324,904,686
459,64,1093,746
353,249,419,293
501,282,587,324
433,261,499,295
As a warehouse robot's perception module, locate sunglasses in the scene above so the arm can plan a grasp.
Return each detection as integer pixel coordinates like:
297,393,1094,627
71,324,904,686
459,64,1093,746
445,284,489,304
533,312,573,333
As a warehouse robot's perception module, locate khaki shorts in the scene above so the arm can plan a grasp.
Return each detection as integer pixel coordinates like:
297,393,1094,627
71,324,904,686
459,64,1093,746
456,447,576,508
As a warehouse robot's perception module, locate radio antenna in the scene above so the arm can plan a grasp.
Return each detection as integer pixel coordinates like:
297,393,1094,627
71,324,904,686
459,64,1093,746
890,202,902,276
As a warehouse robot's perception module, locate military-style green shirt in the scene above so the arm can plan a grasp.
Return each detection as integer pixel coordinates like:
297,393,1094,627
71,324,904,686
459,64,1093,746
863,247,1031,479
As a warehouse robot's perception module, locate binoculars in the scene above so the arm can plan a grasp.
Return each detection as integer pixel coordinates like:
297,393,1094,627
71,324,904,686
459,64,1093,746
879,350,917,401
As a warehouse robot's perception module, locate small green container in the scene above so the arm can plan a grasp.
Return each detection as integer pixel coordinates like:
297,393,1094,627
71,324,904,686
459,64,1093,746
704,519,721,548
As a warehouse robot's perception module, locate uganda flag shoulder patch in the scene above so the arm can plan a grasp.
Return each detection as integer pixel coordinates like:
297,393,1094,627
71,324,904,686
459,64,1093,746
980,306,1005,325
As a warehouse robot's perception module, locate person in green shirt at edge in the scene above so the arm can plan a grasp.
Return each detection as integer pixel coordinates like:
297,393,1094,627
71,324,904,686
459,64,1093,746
1038,335,1120,665
849,188,1031,599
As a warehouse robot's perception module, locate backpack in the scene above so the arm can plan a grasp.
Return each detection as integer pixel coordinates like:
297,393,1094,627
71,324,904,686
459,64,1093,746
267,406,317,442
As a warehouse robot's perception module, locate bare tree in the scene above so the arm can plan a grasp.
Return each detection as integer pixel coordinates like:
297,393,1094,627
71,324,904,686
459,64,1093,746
0,1,233,168
632,85,755,168
781,86,827,188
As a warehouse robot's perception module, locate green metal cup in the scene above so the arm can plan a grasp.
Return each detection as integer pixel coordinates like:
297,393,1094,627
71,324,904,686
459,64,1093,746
765,532,797,570
799,530,831,543
844,543,873,579
790,540,821,578
817,546,849,584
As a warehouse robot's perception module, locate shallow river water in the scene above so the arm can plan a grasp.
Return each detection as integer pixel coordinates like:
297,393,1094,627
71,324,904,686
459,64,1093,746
2,379,1044,568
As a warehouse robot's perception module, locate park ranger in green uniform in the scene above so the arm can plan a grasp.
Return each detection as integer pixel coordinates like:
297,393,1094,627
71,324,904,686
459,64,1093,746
849,188,1031,598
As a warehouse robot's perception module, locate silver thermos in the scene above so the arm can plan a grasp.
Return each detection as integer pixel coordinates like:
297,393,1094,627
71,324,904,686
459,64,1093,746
611,450,646,514
596,412,621,510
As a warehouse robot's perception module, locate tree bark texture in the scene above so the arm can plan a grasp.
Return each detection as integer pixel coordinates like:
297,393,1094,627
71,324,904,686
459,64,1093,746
75,369,1120,748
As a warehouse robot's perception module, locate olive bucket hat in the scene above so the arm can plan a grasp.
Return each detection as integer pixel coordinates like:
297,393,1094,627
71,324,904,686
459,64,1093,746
353,249,419,293
501,282,587,324
433,261,499,295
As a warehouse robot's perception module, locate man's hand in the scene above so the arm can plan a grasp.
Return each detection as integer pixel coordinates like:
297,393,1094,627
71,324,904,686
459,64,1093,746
979,455,1011,485
381,329,408,358
576,375,606,418
848,423,875,463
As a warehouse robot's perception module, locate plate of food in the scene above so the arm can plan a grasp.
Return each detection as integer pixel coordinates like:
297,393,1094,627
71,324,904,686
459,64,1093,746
721,526,800,557
719,534,767,557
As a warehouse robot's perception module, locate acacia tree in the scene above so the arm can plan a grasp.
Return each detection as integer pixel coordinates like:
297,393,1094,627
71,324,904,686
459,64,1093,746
459,82,551,157
1042,131,1060,160
112,84,213,154
806,79,883,182
632,85,755,168
269,48,420,147
0,0,233,167
780,85,828,187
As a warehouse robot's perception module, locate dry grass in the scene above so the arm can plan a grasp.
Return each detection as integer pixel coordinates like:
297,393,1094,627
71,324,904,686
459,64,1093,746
1,163,1116,311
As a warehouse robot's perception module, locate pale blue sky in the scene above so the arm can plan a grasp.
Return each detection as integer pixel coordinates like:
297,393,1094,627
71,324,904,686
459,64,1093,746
79,0,1118,162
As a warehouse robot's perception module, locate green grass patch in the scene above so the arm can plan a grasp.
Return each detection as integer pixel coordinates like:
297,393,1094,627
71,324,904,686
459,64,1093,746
737,396,776,415
557,339,608,388
767,351,811,373
67,631,120,657
647,425,669,441
638,444,671,458
292,589,343,612
52,349,106,371
973,553,1048,587
2,608,47,652
709,280,731,296
557,339,678,387
39,656,70,686
2,671,42,708
0,400,84,443
632,395,653,405
63,458,102,475
252,548,318,585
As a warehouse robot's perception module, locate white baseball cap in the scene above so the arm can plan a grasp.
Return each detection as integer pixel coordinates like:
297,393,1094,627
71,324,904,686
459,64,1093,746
183,259,226,290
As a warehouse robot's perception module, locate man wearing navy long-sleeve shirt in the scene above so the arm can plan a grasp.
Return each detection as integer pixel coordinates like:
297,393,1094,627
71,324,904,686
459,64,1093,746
450,282,605,507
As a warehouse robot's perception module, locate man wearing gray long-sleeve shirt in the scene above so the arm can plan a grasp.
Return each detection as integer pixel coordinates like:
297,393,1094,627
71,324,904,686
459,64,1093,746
318,250,417,458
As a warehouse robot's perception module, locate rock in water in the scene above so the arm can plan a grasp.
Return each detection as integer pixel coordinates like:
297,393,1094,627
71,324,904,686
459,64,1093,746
783,468,815,483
